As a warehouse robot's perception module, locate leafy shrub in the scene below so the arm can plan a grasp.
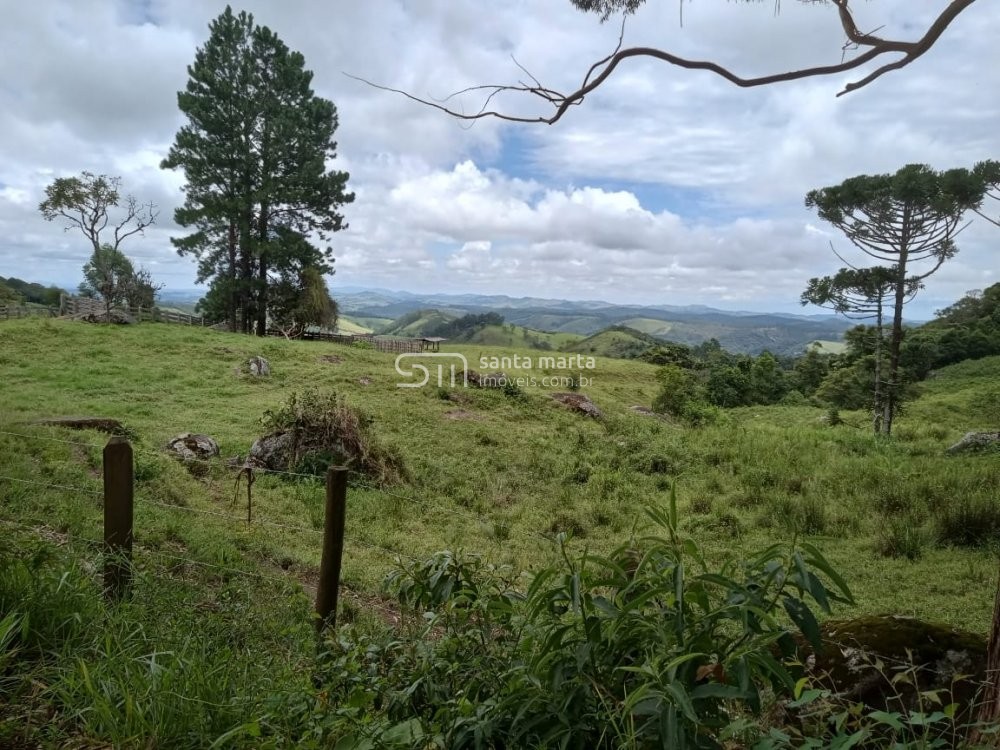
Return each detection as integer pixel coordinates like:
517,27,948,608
780,389,809,406
501,379,523,398
310,490,854,749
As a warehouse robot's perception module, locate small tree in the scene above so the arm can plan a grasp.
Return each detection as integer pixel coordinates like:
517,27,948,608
270,266,338,339
80,245,135,321
802,266,918,432
805,164,986,434
39,172,157,254
123,268,164,309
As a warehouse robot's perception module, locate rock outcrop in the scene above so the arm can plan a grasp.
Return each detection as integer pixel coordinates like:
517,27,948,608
247,356,270,377
947,431,1000,454
551,392,602,419
166,433,220,462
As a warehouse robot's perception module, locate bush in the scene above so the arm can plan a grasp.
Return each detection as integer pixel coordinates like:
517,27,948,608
260,389,407,486
310,491,854,749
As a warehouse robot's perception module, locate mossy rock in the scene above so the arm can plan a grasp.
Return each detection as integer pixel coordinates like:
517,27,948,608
800,614,986,713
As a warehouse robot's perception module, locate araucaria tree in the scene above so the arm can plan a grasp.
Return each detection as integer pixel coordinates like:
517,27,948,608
162,6,354,335
805,164,987,434
802,266,917,433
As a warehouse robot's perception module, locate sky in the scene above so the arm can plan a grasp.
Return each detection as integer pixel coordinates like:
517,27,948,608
0,0,997,316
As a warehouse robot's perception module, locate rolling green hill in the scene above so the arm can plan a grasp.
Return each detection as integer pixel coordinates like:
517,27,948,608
338,290,851,354
563,326,661,359
348,316,394,332
379,308,458,336
334,316,374,335
619,317,677,337
809,339,848,354
2,318,998,746
458,323,583,349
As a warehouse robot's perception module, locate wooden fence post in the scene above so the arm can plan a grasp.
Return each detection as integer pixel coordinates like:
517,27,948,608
103,437,134,601
315,467,348,634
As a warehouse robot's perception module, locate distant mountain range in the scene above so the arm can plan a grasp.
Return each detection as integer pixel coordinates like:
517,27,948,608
322,287,855,356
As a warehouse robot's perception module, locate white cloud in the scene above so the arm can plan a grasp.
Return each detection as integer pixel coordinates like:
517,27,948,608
0,0,996,315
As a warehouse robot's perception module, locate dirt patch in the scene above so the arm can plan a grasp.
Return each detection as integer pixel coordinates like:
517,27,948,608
358,377,372,386
319,354,344,365
444,409,482,421
34,416,126,434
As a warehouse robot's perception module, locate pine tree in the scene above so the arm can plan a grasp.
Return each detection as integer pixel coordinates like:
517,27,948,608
162,6,353,334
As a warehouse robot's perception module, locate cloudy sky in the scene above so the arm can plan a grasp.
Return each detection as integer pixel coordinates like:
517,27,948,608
1,0,997,315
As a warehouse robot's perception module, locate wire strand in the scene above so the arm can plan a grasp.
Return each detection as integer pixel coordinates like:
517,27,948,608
0,429,103,449
0,474,102,496
136,498,323,536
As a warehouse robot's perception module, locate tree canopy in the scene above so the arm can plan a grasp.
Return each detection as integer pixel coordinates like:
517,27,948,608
162,6,353,335
38,172,157,254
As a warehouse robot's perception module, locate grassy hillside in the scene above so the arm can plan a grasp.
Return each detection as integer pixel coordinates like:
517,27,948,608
347,315,394,332
809,339,848,354
619,316,677,337
379,308,457,336
564,325,660,359
1,318,998,745
452,323,582,350
333,316,373,335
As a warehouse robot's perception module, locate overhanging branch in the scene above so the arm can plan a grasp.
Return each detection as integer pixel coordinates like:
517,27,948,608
347,0,978,125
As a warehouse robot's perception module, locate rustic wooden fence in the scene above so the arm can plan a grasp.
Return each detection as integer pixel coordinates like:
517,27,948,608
0,304,59,320
59,295,205,325
98,436,347,632
265,328,425,354
4,296,429,354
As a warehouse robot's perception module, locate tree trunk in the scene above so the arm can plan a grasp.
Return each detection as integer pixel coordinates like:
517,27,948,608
227,220,238,332
873,300,884,435
255,205,268,336
239,207,253,335
884,210,911,436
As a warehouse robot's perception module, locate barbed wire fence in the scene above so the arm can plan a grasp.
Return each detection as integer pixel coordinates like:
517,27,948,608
0,427,566,633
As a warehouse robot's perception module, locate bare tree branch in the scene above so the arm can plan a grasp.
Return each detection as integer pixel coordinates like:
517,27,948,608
348,0,978,125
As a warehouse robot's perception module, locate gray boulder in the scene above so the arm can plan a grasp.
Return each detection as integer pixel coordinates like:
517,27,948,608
247,430,351,472
247,356,270,377
552,392,603,419
166,433,220,462
947,431,1000,454
247,431,294,471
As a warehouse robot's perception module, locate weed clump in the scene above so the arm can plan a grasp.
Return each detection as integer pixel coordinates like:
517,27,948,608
935,496,1000,548
874,515,930,560
257,390,407,486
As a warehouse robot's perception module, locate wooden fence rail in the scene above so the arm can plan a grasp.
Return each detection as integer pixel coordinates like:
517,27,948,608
265,328,425,354
0,305,59,320
56,296,205,326
3,297,430,354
